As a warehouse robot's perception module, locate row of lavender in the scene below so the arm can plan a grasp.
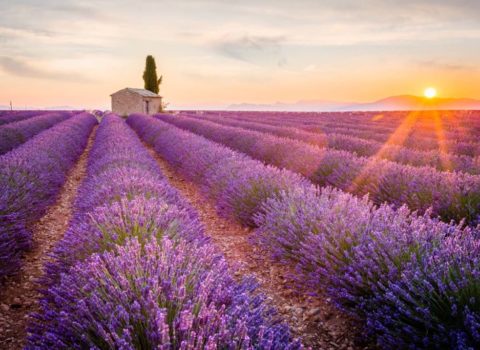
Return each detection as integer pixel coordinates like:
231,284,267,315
188,113,480,175
28,114,301,349
0,111,43,126
128,114,480,349
270,112,480,155
0,111,75,155
0,113,96,280
233,109,480,128
254,112,476,139
202,110,480,147
156,113,480,225
190,110,480,131
217,111,480,156
196,111,480,156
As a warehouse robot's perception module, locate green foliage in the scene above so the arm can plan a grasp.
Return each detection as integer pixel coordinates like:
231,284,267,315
142,55,162,94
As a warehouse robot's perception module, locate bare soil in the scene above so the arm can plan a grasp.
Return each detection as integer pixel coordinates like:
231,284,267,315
146,145,371,350
0,127,97,350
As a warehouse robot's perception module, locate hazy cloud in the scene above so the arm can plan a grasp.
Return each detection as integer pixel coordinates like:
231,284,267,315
415,59,476,71
0,57,92,82
212,34,287,66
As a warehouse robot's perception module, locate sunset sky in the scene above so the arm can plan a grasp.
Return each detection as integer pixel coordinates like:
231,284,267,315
1,0,480,109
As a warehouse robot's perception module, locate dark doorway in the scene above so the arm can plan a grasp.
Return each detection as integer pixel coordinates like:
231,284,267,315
144,100,150,114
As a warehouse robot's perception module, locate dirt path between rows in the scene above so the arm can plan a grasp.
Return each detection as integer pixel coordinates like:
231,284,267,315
0,127,97,350
145,145,370,350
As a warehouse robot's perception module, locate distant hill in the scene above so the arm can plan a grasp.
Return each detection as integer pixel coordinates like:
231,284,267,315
228,95,480,112
228,100,349,112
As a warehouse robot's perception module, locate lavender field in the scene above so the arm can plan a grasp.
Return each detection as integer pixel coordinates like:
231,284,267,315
1,110,480,349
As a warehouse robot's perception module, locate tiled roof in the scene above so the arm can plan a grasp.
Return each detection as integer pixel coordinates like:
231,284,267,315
111,88,161,98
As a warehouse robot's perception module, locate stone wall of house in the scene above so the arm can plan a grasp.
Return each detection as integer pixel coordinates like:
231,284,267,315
111,90,143,116
111,90,162,116
144,97,163,114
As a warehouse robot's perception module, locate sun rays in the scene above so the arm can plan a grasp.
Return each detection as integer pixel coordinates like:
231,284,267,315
348,109,458,198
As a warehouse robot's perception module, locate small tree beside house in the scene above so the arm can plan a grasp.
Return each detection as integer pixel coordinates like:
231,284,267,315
143,55,162,95
110,56,165,116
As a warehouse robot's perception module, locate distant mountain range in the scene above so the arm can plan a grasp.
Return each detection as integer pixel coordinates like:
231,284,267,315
228,95,480,112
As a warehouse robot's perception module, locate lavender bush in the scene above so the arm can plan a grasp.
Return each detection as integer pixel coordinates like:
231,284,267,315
202,110,480,155
0,113,96,280
155,113,480,225
255,186,480,349
29,114,302,349
128,114,310,227
369,231,480,348
130,114,480,348
75,116,194,217
0,110,44,126
46,196,206,284
0,111,73,155
30,238,301,350
43,114,204,284
193,113,480,175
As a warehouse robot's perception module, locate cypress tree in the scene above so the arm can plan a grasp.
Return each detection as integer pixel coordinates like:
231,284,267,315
143,55,161,94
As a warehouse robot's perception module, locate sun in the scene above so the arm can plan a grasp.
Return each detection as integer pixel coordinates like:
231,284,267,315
424,87,437,99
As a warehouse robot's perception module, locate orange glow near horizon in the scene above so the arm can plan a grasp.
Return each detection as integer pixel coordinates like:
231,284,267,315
0,67,478,109
371,114,384,121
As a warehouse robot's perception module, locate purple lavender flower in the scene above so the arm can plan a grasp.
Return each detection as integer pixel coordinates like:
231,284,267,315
256,185,480,348
127,114,310,227
0,111,73,155
45,196,206,284
29,238,301,349
0,113,96,280
154,113,480,225
0,110,47,126
128,113,480,348
30,114,302,349
190,112,480,175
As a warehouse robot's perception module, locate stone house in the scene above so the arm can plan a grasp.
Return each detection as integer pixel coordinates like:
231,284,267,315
110,88,162,116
